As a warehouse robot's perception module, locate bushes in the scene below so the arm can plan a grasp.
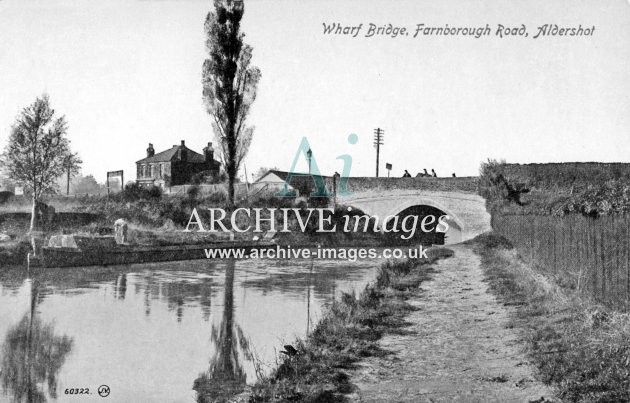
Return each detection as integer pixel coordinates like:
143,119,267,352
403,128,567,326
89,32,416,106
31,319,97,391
117,183,162,202
0,191,14,204
481,161,630,217
0,236,33,265
503,162,630,190
552,179,630,217
191,170,227,185
478,159,530,211
466,232,513,250
478,159,509,204
73,190,193,228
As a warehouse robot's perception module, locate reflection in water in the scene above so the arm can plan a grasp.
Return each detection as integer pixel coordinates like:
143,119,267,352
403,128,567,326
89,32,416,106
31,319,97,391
0,256,380,401
115,274,127,300
132,271,214,322
0,280,73,403
306,260,314,334
194,260,252,403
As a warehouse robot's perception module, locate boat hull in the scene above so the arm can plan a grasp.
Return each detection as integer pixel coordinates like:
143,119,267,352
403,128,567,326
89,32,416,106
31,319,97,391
28,241,276,268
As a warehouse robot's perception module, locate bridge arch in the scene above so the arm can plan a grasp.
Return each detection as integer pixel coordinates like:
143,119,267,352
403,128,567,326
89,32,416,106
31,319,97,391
379,199,465,244
381,198,465,231
338,186,490,243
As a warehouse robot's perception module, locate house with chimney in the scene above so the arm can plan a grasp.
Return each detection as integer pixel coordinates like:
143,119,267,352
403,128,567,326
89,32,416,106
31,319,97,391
136,140,221,187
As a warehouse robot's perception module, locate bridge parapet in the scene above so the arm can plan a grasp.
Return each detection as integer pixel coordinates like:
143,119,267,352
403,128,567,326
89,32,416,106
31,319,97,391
342,177,478,194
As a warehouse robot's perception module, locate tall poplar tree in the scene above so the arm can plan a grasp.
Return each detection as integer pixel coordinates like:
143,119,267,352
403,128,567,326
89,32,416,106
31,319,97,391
202,0,261,207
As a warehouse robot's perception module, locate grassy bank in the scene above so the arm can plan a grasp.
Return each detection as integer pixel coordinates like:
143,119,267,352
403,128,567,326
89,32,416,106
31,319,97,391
471,233,630,402
240,247,453,403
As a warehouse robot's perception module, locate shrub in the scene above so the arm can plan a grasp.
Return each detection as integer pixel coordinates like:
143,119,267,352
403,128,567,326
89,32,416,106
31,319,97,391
467,232,513,250
191,170,227,184
503,162,630,190
478,159,530,210
0,191,14,204
119,183,162,202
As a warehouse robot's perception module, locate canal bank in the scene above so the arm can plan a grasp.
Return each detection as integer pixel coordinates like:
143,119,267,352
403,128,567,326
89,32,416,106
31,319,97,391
238,247,454,402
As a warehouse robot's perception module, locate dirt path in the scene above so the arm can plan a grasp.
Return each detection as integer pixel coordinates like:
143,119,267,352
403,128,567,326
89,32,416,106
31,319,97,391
350,244,555,402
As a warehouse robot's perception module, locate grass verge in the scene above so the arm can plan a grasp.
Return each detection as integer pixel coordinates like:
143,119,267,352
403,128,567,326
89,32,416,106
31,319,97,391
470,232,630,403
245,247,454,403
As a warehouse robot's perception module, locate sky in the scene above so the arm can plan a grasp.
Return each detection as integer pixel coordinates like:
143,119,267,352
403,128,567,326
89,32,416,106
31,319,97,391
0,0,629,183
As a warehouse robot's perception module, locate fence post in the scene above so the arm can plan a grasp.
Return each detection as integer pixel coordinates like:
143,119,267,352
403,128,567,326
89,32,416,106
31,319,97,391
626,214,630,308
599,223,606,301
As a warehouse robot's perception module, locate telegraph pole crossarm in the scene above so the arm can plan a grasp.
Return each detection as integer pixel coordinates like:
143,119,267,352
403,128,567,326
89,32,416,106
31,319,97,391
373,128,384,177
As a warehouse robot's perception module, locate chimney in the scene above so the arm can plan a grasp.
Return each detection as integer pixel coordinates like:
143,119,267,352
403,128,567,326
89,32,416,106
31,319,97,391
147,143,155,157
177,140,187,162
204,142,215,166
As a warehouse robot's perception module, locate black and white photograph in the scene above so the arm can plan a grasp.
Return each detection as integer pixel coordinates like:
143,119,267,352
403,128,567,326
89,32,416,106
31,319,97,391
0,0,629,402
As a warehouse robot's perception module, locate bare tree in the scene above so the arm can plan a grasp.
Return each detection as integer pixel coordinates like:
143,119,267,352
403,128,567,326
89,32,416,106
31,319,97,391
202,0,261,207
1,95,76,231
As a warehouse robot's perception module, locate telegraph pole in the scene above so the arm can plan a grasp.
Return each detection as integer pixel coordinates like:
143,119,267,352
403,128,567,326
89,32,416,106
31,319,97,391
373,128,384,177
66,166,71,196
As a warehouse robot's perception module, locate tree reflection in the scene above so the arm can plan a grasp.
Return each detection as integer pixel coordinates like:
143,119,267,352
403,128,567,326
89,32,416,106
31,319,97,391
0,280,73,403
114,273,127,300
193,260,252,403
133,271,213,322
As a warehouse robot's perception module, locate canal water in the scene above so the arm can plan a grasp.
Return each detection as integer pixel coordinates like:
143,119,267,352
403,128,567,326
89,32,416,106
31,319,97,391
0,253,385,402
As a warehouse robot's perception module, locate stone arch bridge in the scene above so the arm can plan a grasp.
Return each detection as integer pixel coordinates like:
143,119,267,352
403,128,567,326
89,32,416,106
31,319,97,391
335,177,490,244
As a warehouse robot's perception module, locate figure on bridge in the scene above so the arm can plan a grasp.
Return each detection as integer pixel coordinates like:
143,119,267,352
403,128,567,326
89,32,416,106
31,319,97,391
402,170,411,178
432,169,437,177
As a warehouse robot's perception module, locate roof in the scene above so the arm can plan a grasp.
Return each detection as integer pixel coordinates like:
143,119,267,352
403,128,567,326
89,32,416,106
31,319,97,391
255,171,287,183
136,145,206,164
256,169,332,191
256,169,332,182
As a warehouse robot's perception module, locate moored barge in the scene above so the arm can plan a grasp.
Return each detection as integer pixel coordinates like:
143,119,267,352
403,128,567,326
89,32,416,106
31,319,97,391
27,234,275,268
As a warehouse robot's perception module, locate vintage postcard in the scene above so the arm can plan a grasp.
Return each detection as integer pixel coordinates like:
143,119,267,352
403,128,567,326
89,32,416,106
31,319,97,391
0,0,629,402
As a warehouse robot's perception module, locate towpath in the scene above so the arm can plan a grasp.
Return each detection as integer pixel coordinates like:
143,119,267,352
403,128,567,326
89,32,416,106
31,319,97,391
350,244,555,402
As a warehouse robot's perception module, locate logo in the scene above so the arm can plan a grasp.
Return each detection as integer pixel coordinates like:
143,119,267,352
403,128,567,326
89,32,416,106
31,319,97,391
275,134,357,197
98,385,110,398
